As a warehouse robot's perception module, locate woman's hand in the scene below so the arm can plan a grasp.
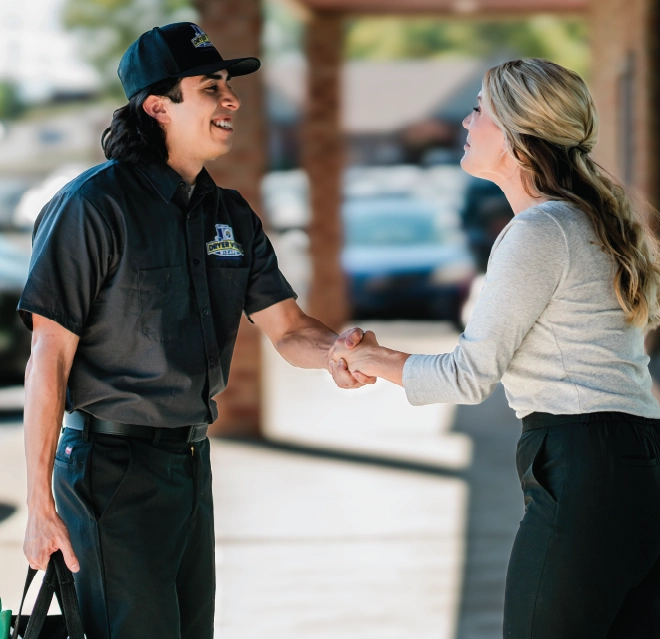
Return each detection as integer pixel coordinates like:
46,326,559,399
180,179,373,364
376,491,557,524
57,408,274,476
328,327,377,388
330,330,412,386
330,330,381,381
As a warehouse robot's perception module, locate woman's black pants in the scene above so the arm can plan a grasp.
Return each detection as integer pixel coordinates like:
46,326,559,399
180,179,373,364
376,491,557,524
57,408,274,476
504,411,660,638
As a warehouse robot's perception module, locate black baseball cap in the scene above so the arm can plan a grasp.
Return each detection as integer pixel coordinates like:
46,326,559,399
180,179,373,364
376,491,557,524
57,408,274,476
118,22,261,99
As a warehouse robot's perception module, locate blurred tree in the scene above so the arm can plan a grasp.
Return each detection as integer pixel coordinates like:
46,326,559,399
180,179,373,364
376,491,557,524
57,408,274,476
345,16,590,78
62,0,199,97
0,81,25,120
263,0,304,62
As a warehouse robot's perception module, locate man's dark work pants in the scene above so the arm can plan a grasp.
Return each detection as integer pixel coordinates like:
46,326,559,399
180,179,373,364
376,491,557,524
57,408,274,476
504,411,660,638
53,427,215,639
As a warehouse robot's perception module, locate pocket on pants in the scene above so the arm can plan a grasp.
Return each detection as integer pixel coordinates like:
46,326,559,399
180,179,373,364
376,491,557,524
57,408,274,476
90,435,133,521
516,429,562,516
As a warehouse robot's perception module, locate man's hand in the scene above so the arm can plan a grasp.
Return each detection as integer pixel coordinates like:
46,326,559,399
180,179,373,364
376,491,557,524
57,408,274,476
328,328,379,388
251,300,377,389
24,506,80,572
330,330,382,381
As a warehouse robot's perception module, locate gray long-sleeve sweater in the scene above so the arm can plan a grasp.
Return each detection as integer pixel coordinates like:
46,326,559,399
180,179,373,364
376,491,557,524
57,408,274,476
402,199,660,419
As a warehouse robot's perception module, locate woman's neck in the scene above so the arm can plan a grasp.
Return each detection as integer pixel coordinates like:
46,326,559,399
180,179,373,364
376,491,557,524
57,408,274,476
497,169,549,215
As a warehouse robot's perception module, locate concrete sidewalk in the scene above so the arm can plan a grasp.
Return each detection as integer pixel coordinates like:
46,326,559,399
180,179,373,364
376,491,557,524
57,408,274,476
0,323,524,638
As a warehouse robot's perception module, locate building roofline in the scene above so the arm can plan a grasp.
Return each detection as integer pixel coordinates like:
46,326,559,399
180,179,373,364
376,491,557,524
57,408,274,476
284,0,588,16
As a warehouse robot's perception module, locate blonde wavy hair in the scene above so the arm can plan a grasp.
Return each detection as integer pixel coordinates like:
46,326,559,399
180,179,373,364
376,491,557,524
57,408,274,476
482,58,660,329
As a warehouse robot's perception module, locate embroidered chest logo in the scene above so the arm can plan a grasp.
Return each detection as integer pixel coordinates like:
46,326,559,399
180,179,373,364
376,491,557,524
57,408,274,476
191,25,214,49
207,224,244,258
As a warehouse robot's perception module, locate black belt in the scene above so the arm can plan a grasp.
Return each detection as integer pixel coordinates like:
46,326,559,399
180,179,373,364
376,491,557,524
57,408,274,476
64,410,209,443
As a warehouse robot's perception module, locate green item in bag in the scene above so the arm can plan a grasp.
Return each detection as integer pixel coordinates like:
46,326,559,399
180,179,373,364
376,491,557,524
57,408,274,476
0,597,12,639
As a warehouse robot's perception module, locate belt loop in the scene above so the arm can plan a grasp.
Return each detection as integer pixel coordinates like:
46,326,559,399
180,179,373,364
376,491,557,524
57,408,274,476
82,412,90,443
186,426,194,444
152,427,162,446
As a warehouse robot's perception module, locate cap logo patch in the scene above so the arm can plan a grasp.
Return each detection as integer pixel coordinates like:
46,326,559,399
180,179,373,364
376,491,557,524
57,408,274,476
191,25,213,49
207,224,244,258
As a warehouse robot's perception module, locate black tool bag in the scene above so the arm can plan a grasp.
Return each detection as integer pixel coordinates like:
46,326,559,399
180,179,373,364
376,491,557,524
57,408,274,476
10,551,84,639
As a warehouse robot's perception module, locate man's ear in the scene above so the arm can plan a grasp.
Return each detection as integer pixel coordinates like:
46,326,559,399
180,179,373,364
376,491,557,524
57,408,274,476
142,95,170,125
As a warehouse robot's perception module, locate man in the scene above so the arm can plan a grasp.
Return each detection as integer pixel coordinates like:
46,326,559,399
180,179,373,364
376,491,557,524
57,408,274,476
18,22,371,639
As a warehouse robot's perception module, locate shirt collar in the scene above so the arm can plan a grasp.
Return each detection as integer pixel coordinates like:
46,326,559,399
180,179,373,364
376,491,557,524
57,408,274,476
135,162,216,203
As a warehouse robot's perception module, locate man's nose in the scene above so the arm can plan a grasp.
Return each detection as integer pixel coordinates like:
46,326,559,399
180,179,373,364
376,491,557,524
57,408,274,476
221,89,240,111
462,115,470,129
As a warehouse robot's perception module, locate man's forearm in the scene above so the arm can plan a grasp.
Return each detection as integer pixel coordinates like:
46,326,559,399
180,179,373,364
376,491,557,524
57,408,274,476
24,353,68,512
275,317,337,370
251,299,371,388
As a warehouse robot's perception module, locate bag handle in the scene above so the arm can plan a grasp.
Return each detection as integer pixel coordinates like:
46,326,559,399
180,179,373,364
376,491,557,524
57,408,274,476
51,552,84,639
11,551,84,639
10,565,39,639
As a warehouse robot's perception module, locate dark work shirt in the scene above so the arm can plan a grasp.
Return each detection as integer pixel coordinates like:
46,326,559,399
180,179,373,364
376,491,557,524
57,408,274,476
18,160,296,427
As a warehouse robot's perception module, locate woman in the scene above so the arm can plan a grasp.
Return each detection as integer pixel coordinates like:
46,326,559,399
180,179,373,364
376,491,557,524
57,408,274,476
330,58,660,638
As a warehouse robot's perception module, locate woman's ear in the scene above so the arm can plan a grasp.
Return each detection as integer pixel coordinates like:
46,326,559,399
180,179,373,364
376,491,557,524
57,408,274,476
142,95,170,124
501,130,510,153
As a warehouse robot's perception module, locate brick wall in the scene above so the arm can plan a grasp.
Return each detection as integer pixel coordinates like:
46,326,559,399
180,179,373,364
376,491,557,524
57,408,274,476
196,0,266,437
590,0,660,353
590,0,658,206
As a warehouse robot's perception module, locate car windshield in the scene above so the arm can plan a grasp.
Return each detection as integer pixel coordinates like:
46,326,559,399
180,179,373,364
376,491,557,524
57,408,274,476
344,198,441,247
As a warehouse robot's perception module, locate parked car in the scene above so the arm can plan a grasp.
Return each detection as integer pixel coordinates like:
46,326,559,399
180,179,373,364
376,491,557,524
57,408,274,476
460,176,514,272
262,169,310,231
0,235,31,385
0,179,32,230
13,164,90,230
341,194,475,323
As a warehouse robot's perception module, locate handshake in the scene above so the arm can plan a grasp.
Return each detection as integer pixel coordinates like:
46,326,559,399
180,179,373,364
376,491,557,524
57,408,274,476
327,328,408,389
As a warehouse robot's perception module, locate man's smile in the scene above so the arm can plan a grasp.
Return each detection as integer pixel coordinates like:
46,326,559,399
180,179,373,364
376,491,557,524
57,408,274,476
211,117,233,130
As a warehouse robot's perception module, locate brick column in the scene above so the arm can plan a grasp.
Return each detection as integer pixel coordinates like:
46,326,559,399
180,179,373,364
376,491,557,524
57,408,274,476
590,0,660,354
302,12,349,331
648,0,660,211
196,0,265,437
589,0,653,198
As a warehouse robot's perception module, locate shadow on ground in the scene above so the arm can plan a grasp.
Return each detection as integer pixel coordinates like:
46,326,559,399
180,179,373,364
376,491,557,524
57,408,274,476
452,385,522,639
224,384,522,639
0,503,16,524
0,410,23,425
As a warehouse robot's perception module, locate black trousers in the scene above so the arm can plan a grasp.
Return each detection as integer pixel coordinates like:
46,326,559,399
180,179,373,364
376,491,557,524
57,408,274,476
504,411,660,638
53,427,215,639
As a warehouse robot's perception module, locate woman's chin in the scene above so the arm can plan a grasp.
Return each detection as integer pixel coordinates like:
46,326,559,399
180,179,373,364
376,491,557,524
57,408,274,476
459,154,476,176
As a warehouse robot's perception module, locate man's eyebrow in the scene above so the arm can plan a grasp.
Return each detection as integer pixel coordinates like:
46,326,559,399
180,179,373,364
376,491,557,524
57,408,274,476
202,73,232,82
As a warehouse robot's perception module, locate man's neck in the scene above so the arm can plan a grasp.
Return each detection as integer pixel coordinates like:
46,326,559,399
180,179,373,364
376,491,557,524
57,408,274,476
166,156,203,186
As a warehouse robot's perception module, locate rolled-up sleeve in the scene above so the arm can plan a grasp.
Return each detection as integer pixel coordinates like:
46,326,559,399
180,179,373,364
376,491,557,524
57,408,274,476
18,192,114,335
403,208,568,406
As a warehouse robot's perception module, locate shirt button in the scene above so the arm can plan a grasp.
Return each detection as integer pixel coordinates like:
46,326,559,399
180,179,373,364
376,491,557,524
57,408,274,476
178,182,186,190
209,360,215,367
187,212,194,220
193,258,200,266
203,308,210,316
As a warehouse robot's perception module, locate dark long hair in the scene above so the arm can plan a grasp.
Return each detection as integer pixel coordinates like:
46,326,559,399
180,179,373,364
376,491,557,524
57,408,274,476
101,78,183,164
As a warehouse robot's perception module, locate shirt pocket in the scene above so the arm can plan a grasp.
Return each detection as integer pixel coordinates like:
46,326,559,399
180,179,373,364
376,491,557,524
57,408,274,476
138,265,193,342
619,454,658,467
